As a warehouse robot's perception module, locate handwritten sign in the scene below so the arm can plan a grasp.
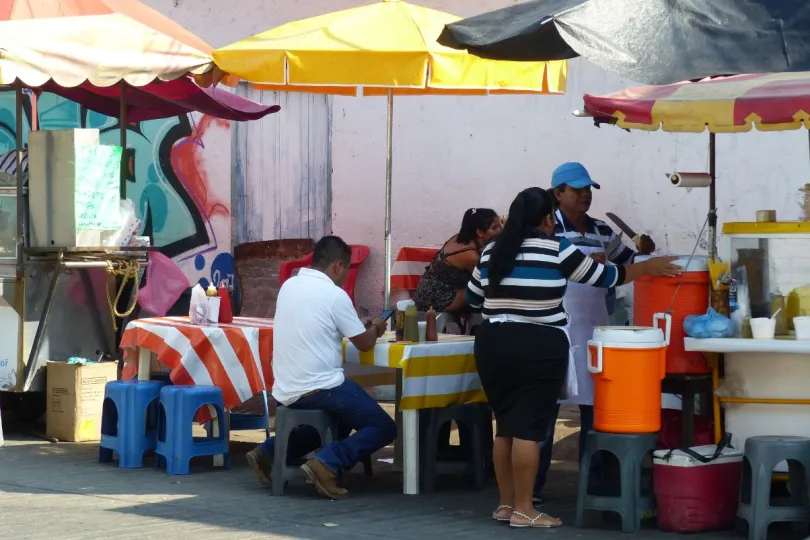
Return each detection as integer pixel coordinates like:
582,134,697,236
74,145,122,230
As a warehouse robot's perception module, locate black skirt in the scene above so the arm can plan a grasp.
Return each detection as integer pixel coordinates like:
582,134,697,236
474,320,569,442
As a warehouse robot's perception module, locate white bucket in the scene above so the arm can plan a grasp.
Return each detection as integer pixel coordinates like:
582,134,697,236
750,317,775,339
794,316,810,340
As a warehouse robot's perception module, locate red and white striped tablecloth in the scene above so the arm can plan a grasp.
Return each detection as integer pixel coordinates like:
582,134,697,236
390,246,440,292
120,316,273,410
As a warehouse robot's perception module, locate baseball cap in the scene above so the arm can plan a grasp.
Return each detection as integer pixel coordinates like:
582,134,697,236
551,162,601,190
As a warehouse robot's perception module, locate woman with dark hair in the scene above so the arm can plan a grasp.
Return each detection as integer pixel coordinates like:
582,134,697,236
467,187,680,528
413,207,501,313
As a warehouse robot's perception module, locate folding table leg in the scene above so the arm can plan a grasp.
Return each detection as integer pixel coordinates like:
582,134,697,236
137,347,151,381
402,408,420,495
400,368,420,495
394,370,403,472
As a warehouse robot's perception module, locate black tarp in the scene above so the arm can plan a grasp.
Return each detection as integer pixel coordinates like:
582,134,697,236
438,0,810,85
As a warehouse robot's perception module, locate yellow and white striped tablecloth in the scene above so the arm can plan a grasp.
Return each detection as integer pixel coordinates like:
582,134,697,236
343,335,485,410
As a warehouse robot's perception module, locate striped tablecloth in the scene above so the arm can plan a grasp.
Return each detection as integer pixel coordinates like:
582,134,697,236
344,334,484,410
120,316,274,410
390,246,440,292
121,318,483,412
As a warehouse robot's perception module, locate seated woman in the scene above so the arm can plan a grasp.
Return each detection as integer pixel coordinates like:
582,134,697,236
468,187,681,528
414,208,501,316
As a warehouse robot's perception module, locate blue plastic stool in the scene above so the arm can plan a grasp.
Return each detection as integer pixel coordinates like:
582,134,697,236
99,380,165,468
155,385,231,475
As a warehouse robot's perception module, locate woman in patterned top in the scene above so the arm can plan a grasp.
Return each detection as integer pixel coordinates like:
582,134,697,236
468,187,680,529
414,207,501,313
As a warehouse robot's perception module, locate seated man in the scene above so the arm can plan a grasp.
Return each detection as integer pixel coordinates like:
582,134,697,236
247,235,395,499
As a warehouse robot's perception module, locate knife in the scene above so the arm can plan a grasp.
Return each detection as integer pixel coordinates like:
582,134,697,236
605,212,642,248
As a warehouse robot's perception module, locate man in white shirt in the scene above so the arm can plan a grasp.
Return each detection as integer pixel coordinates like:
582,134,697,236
246,236,394,499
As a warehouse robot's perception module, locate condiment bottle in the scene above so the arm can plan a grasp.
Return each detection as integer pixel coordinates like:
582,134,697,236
395,300,409,341
218,281,233,324
206,283,218,297
425,306,438,342
403,304,419,343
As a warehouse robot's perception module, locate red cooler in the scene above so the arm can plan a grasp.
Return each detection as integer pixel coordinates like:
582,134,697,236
634,256,710,374
653,445,743,533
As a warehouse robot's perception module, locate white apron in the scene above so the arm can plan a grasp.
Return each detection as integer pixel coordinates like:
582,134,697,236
558,223,611,406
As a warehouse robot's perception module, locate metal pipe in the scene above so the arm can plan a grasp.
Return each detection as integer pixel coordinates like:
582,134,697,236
30,91,38,131
719,397,810,405
60,261,116,269
14,85,23,280
708,132,717,260
23,269,62,391
383,88,394,308
711,353,722,444
119,81,128,199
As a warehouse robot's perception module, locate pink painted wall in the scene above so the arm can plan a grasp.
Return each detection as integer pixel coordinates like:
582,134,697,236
147,0,810,317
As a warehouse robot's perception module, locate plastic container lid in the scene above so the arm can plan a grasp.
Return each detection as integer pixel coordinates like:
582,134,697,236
653,445,743,467
592,325,665,344
396,299,415,311
635,254,708,272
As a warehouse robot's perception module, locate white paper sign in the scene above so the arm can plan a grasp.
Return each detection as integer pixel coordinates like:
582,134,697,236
74,145,122,230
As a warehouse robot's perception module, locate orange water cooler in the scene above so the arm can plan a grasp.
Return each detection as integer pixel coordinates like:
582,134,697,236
634,256,710,374
587,314,670,433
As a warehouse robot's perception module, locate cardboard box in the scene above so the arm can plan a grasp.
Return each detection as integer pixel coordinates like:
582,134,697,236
46,361,118,442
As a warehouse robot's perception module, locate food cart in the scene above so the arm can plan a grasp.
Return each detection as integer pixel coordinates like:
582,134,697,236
0,5,278,409
580,71,810,453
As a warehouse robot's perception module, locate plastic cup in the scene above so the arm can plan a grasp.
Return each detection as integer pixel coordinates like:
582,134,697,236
418,321,427,342
207,297,221,324
749,317,775,339
794,316,810,340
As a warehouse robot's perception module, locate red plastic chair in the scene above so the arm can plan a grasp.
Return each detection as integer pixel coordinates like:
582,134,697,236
278,244,370,305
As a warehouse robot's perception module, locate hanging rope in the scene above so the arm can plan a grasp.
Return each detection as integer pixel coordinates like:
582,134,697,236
106,259,141,331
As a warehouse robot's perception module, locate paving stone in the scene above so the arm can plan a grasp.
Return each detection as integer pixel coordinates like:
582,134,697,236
0,430,806,539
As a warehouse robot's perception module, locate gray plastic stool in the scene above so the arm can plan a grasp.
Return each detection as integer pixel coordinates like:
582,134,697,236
738,436,810,540
271,407,372,496
575,431,656,532
419,403,492,492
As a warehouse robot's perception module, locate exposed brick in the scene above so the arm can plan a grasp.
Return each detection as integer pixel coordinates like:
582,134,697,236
234,239,315,319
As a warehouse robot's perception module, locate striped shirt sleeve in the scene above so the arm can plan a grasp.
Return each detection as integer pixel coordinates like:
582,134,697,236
604,226,636,265
465,262,485,310
558,237,627,288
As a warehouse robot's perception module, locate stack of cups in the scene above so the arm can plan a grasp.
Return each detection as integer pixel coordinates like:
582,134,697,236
794,316,810,340
749,317,776,339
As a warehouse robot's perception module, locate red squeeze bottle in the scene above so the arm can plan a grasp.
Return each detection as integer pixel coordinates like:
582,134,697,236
218,281,233,324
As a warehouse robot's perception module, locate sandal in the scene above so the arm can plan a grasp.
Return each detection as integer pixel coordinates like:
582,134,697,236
509,510,562,529
491,505,513,522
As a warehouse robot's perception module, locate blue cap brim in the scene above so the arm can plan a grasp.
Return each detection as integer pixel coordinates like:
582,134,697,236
562,178,600,189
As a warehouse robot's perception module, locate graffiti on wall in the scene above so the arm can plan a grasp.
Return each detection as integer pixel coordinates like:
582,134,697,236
0,92,234,287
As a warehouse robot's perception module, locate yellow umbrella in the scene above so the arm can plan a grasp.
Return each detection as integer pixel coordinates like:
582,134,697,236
214,0,567,305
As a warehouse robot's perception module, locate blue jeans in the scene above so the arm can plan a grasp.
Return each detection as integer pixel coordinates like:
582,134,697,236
535,404,600,495
260,379,397,475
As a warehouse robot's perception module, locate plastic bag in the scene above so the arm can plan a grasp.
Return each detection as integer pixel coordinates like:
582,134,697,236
188,283,208,324
684,308,735,339
104,199,142,247
138,252,190,317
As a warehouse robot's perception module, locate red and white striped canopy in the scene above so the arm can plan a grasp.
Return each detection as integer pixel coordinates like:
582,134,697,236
583,72,810,133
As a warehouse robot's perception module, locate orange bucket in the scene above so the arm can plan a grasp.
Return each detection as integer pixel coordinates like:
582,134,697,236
634,256,710,374
587,315,670,434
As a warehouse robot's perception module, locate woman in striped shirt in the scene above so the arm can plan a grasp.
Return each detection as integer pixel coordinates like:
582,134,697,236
468,187,680,529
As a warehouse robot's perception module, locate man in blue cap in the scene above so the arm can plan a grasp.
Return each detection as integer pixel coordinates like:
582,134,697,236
534,162,656,502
